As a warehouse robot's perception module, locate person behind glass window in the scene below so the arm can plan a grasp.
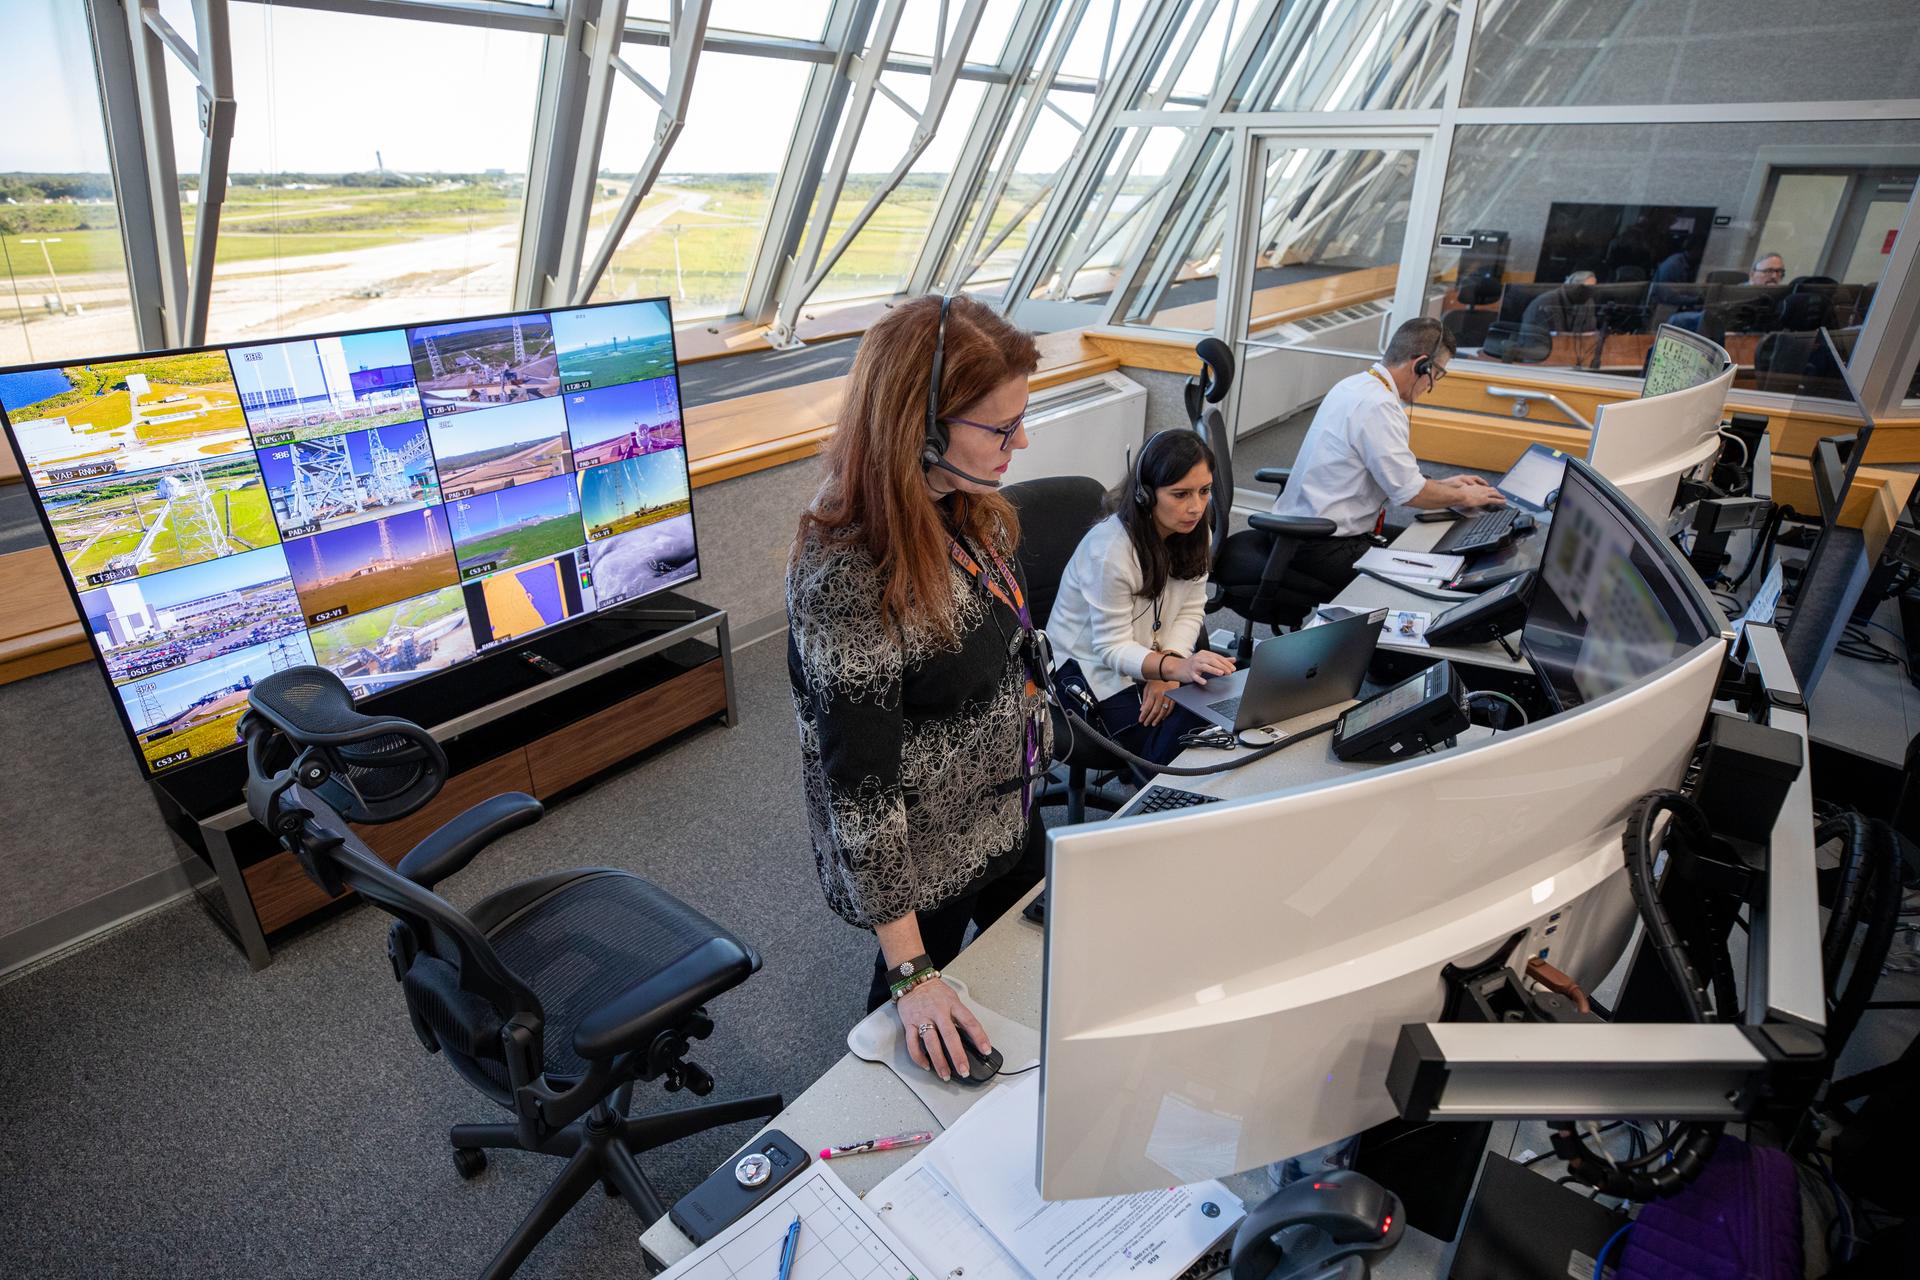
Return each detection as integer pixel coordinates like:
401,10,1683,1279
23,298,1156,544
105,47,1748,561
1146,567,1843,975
1268,318,1501,590
1047,430,1236,767
1672,252,1786,332
1521,269,1599,338
786,295,1050,1080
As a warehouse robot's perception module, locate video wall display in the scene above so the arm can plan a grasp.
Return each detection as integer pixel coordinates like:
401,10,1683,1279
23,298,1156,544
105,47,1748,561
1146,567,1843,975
0,299,697,776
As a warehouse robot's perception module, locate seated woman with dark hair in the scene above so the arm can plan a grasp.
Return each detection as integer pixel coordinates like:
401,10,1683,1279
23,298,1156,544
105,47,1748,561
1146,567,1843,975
1046,429,1236,766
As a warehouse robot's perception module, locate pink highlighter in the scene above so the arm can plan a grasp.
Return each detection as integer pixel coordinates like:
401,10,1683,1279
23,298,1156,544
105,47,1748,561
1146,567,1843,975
819,1131,936,1160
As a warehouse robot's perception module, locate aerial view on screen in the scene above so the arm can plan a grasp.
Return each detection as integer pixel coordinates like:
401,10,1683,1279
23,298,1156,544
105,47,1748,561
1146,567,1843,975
282,505,459,624
467,550,593,646
79,545,307,685
41,453,278,587
579,449,692,541
565,375,684,468
308,585,475,697
410,314,560,415
553,300,676,392
447,472,586,579
257,419,442,538
0,352,251,486
231,329,423,446
586,514,698,607
427,395,574,498
118,633,318,771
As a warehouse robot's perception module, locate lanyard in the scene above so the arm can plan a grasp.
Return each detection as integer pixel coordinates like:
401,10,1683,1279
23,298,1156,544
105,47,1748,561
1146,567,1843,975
948,536,1042,811
947,537,1031,632
1367,366,1396,396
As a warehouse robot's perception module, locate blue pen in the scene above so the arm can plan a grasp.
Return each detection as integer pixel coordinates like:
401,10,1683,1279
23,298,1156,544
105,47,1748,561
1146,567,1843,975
775,1210,802,1280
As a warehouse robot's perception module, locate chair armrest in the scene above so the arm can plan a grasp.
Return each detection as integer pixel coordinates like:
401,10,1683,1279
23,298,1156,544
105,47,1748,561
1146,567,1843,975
1247,512,1337,540
572,937,758,1062
396,793,544,888
1252,467,1292,488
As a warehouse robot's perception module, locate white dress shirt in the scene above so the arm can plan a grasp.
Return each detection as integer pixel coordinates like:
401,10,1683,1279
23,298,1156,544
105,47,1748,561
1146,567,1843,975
1272,363,1426,536
1047,514,1209,703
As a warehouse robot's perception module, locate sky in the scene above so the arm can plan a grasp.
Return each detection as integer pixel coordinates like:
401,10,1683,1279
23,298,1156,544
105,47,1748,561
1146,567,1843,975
563,376,680,449
1,0,1124,178
551,299,670,355
77,543,296,616
426,394,569,456
447,470,579,542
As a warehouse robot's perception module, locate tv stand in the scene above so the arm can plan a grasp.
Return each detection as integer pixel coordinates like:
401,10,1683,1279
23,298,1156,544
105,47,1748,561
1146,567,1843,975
152,593,739,969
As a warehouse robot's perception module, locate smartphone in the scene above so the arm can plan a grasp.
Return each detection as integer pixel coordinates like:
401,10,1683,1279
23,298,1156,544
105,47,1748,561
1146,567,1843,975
670,1129,811,1245
1415,510,1463,523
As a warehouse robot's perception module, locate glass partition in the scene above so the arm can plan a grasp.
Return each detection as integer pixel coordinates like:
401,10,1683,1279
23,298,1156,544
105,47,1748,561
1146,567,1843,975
1429,119,1918,398
0,3,140,366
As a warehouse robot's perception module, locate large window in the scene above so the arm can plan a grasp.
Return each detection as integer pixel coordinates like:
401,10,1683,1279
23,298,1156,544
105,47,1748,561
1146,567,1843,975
1466,0,1920,109
1429,120,1917,395
0,3,139,366
589,51,814,320
161,4,543,345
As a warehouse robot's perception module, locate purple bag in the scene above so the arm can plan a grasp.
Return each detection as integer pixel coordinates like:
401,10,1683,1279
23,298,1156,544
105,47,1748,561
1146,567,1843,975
1615,1136,1802,1280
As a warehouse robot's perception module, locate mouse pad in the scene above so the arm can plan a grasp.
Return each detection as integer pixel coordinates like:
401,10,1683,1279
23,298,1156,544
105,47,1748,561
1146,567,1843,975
845,977,1041,1129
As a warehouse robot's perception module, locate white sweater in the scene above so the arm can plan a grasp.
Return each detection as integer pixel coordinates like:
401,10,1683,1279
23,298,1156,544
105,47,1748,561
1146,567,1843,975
1047,514,1209,703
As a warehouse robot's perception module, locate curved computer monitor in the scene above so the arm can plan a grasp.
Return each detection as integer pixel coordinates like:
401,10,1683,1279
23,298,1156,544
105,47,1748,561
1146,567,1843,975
1587,329,1735,520
1037,461,1728,1201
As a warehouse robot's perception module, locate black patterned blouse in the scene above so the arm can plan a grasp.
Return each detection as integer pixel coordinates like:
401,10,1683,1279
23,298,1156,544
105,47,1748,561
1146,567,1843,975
786,522,1051,929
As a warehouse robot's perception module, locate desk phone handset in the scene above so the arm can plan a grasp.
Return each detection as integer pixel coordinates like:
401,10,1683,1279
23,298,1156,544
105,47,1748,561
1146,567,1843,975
1424,569,1535,646
1330,662,1471,762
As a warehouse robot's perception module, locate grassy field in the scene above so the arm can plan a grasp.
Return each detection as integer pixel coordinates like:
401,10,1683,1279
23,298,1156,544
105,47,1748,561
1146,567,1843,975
456,511,588,577
297,556,462,625
51,467,278,582
558,336,677,389
588,496,692,541
140,706,247,770
310,585,468,662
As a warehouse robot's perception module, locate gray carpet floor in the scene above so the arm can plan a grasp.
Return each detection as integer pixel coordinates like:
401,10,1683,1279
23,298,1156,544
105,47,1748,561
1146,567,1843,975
0,632,1004,1279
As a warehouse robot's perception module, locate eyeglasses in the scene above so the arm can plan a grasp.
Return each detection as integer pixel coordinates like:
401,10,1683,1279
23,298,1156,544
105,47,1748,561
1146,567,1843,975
1754,266,1785,278
943,409,1027,452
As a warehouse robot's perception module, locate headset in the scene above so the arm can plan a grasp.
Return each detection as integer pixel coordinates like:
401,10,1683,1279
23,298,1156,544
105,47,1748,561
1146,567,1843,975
1131,427,1181,508
920,295,1004,490
1411,325,1446,387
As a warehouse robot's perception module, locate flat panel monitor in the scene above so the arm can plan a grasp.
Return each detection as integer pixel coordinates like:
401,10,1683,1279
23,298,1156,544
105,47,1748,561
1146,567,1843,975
1641,324,1726,398
1534,202,1716,286
1781,329,1877,695
0,300,698,779
1522,457,1722,711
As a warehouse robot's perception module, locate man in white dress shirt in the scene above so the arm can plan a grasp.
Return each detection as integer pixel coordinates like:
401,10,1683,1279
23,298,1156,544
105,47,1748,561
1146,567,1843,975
1270,318,1500,589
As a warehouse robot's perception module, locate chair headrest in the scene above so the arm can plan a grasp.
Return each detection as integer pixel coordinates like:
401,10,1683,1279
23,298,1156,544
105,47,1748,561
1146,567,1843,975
246,666,447,823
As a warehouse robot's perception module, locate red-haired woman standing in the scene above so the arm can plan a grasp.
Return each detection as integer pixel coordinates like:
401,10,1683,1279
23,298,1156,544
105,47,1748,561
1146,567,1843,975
788,295,1048,1081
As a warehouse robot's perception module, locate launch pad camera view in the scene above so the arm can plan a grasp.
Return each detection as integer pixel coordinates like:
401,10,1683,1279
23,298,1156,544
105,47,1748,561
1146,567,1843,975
0,299,696,776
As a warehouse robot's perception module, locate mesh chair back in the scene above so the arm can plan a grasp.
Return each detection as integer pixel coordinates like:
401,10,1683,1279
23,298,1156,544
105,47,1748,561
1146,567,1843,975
1003,476,1109,630
1194,406,1234,579
248,667,447,822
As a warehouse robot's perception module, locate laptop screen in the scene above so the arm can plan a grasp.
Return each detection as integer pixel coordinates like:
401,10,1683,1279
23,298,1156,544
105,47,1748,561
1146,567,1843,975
1497,444,1569,512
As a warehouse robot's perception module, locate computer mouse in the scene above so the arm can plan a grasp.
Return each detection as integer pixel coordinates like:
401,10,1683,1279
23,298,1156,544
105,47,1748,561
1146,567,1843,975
1228,1170,1404,1280
952,1036,1003,1087
1512,513,1537,534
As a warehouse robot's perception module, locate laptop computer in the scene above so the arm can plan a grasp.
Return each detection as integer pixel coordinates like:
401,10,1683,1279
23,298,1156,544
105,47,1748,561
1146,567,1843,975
1432,444,1569,557
1169,609,1385,731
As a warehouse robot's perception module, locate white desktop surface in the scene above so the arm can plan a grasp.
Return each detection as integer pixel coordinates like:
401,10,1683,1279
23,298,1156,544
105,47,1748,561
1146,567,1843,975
1328,519,1532,673
639,726,1464,1277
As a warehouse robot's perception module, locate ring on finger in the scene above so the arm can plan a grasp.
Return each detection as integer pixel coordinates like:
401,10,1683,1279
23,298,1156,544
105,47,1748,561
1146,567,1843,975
917,1022,936,1036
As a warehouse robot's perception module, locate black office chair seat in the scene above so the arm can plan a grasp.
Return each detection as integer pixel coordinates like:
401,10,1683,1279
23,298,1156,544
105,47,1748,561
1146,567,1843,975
1216,528,1346,618
474,867,756,1086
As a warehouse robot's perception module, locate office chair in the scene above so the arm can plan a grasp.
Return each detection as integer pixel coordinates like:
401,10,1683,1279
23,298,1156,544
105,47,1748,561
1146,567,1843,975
1480,320,1551,363
1003,474,1133,822
1440,272,1500,350
1185,338,1343,663
239,667,782,1280
1705,269,1749,286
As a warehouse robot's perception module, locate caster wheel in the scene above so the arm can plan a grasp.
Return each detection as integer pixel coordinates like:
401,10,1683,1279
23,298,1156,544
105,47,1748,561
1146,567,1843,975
603,1178,622,1199
454,1147,487,1179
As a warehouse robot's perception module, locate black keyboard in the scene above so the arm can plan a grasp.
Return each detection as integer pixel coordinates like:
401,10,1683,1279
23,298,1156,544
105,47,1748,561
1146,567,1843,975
1132,784,1223,814
1207,695,1241,722
1432,506,1519,555
1022,788,1221,925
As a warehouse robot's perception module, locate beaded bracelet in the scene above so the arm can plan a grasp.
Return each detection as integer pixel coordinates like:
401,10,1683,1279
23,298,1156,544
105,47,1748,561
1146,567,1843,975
889,966,941,1001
